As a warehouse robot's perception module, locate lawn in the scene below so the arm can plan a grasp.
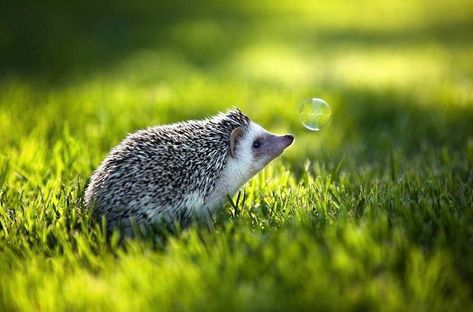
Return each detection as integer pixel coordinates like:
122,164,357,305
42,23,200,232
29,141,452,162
1,0,473,311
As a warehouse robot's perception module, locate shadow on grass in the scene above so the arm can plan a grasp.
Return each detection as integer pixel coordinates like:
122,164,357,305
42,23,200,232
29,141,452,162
0,0,252,80
304,20,473,49
2,1,473,82
338,88,473,154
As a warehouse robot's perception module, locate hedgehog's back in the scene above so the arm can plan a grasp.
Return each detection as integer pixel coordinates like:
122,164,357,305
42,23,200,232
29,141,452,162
85,120,230,227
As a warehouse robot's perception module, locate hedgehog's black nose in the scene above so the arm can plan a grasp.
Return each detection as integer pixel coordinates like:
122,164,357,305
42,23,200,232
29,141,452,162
284,134,295,143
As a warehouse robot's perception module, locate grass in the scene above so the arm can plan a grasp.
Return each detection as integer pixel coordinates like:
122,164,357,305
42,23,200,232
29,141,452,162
1,0,473,310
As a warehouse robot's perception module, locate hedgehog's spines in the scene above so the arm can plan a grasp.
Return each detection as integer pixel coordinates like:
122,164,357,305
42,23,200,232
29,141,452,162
84,109,253,228
225,107,250,130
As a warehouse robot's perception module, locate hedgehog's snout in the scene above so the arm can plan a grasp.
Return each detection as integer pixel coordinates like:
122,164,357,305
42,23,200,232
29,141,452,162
277,134,294,150
283,134,295,146
262,133,294,161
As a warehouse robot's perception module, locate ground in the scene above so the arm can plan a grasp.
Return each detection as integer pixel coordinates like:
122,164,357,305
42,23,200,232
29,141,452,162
1,0,473,311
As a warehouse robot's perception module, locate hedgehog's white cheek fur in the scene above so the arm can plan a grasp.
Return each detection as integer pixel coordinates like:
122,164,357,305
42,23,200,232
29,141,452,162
202,122,265,216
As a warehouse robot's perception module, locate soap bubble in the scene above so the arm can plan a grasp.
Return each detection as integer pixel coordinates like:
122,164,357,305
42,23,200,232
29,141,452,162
299,98,332,131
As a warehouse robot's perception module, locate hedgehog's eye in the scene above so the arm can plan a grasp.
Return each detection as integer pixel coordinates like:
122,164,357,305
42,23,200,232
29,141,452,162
252,140,261,148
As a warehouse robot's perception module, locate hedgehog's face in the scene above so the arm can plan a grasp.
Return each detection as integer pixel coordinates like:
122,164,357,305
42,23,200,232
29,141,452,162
230,121,294,176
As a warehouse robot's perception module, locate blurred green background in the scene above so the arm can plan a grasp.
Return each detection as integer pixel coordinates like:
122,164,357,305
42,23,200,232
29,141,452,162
1,0,473,311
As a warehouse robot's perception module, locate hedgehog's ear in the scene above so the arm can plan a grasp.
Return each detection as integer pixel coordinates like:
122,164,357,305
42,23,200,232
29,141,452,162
230,127,244,158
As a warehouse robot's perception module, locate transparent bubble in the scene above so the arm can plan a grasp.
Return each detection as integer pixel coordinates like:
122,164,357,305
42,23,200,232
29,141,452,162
299,98,332,131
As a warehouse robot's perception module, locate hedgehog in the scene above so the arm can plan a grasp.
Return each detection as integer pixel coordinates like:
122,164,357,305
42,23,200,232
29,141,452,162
84,109,294,229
